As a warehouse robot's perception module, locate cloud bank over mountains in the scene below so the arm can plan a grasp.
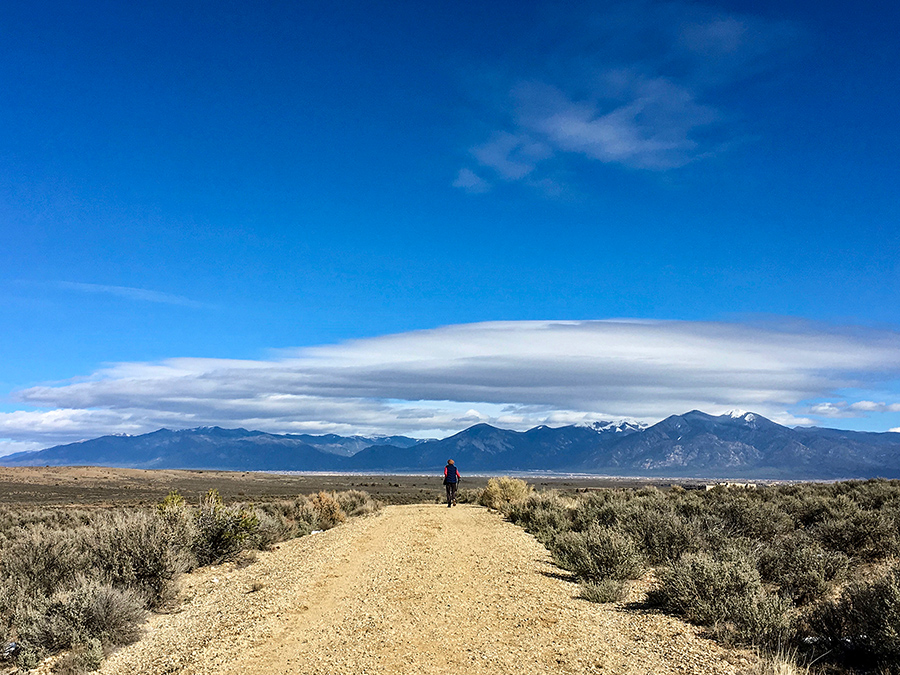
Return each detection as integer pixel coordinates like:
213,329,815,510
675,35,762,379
2,319,900,453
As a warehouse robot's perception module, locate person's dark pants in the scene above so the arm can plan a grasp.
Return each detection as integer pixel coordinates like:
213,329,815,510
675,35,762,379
445,481,458,506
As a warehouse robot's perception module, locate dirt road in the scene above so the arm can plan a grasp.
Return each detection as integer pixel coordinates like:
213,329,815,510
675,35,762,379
99,504,754,675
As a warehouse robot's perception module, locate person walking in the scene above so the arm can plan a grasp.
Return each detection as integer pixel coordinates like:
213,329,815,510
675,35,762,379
443,459,460,507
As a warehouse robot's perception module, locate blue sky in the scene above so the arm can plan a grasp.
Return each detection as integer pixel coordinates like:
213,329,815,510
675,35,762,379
1,0,899,452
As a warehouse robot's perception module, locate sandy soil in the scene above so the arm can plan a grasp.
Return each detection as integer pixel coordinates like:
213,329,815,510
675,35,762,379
93,504,756,675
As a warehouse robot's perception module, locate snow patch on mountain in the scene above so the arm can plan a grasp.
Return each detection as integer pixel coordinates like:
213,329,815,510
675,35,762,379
579,420,647,434
725,410,758,422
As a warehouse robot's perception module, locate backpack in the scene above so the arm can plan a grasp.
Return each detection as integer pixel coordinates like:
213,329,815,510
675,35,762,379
445,465,459,483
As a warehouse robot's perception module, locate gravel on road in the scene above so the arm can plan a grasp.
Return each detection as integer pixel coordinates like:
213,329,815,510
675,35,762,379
98,504,757,675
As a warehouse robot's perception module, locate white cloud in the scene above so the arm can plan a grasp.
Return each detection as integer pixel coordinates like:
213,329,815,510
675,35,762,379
455,1,799,189
4,319,900,449
471,131,552,180
511,77,717,170
0,439,46,458
849,400,885,412
804,400,900,417
58,281,205,308
807,402,854,418
451,168,491,194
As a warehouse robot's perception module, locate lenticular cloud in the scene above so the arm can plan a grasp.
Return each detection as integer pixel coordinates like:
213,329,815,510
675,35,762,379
4,319,900,448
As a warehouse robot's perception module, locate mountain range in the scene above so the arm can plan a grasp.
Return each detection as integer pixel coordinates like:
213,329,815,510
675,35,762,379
3,411,900,479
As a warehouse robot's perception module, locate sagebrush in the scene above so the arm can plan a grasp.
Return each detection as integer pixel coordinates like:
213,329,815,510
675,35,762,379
503,479,900,674
0,488,379,672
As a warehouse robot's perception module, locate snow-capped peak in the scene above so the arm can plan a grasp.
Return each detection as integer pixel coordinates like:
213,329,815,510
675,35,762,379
579,420,647,434
724,410,758,424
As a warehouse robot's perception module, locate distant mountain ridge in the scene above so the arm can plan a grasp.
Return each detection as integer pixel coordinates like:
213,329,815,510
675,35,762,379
284,433,426,457
3,411,900,479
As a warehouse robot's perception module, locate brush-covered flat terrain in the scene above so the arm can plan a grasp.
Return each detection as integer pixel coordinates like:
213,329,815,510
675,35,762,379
0,466,672,506
7,468,898,674
0,467,756,675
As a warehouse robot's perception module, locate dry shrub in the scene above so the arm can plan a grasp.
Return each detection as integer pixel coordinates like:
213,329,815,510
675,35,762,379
192,490,259,566
308,491,347,529
264,495,318,535
72,580,146,645
1,488,379,672
334,490,380,517
251,490,378,546
808,563,900,672
89,509,195,607
14,578,144,670
650,550,792,647
454,488,482,504
0,524,89,599
248,509,295,550
756,532,848,605
0,507,94,544
580,579,627,603
550,524,644,581
51,638,105,674
505,491,572,544
291,496,320,529
0,510,190,610
746,648,810,675
478,477,533,511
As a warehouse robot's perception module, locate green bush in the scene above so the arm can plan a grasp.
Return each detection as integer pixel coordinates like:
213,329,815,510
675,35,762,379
727,593,795,648
570,491,622,531
713,496,793,542
506,480,900,670
651,550,760,625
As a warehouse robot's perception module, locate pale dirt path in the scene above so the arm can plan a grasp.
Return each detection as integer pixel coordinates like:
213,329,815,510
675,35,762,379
99,505,756,675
